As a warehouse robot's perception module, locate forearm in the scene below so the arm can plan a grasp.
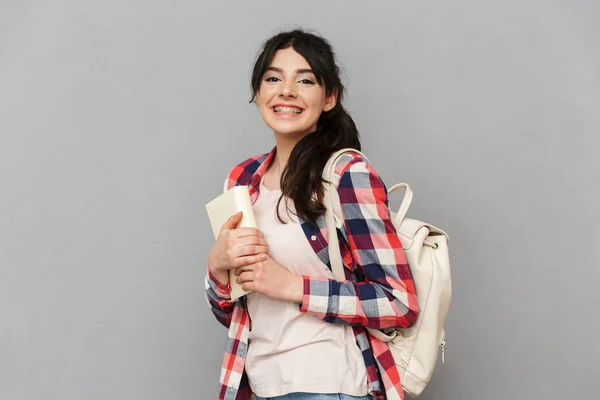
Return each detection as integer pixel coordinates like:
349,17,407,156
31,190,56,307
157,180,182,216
300,275,418,329
281,273,304,304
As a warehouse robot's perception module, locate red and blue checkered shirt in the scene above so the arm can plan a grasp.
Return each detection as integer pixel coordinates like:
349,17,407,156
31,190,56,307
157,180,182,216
205,147,419,400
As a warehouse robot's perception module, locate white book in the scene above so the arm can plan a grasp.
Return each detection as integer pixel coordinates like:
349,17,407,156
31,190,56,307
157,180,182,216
205,186,257,300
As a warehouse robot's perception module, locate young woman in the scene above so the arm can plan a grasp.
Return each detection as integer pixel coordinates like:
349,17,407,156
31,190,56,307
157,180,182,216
205,29,419,400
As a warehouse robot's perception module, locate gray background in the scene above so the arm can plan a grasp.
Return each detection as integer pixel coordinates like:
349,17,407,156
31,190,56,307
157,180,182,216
1,0,599,399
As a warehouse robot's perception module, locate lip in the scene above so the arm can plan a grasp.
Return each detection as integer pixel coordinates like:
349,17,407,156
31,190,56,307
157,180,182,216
273,103,303,108
271,103,304,118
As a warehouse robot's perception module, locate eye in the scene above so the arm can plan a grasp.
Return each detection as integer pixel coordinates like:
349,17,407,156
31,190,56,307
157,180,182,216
265,76,280,82
299,79,315,85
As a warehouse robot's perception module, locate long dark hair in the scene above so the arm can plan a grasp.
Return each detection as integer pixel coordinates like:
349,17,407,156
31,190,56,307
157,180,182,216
250,29,361,223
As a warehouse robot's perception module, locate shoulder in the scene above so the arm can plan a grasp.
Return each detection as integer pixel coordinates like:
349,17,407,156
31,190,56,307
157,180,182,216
225,152,270,189
333,150,388,208
333,150,384,189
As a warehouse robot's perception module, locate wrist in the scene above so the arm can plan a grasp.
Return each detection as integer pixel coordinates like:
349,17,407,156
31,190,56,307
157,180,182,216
210,269,230,287
208,257,229,287
284,273,304,304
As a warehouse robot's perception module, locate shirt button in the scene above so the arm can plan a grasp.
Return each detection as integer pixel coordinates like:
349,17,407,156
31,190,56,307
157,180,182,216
310,235,317,241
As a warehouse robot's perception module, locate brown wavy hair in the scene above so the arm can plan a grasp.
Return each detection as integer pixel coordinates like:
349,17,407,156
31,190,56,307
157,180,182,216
250,29,361,223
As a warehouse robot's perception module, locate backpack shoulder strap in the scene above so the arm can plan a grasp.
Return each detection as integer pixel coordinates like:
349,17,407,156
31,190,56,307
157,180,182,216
387,183,413,226
322,148,370,281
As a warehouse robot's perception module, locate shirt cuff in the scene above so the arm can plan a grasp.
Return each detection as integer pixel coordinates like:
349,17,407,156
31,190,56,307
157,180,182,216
299,275,331,317
208,269,232,299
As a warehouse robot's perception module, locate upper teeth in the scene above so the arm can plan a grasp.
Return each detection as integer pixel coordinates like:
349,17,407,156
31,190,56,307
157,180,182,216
274,106,302,114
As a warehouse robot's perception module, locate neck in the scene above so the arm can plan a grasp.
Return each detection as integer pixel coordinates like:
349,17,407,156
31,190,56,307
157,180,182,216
272,145,292,174
270,132,304,176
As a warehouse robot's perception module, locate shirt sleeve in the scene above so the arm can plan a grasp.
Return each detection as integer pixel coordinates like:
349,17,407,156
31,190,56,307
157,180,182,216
204,269,236,328
204,176,237,328
299,158,419,329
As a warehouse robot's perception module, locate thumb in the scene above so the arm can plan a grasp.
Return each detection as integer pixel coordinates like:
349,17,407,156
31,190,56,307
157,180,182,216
221,211,243,232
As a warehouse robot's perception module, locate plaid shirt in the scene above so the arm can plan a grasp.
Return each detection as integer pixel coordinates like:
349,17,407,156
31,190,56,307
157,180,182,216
205,147,419,400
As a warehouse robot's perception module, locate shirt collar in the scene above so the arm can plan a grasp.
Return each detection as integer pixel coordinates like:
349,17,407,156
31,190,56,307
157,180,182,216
248,146,277,194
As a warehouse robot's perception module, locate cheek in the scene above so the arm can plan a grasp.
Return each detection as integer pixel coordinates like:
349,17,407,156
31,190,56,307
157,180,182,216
256,85,272,105
258,104,271,123
257,92,272,113
306,91,328,110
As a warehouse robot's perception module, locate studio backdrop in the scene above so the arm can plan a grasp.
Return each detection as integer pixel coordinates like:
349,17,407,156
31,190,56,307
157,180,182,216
1,1,598,399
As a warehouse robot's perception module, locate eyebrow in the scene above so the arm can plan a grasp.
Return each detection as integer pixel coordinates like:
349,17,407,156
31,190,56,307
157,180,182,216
266,67,314,74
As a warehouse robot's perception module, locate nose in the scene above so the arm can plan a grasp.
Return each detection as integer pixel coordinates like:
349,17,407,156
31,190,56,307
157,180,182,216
279,80,297,98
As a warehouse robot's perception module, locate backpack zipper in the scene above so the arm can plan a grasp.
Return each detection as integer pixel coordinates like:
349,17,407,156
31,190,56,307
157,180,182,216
440,340,446,364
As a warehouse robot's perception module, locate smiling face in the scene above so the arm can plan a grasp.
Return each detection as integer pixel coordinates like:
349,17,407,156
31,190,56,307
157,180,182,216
255,47,337,140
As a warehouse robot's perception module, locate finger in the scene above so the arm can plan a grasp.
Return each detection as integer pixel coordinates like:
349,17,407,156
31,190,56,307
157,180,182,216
234,264,253,276
231,228,265,239
234,253,267,270
235,245,269,258
236,235,268,248
236,271,254,284
221,212,243,232
234,265,249,276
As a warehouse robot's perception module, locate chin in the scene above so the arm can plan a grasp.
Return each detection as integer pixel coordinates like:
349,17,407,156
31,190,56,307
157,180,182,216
266,120,315,138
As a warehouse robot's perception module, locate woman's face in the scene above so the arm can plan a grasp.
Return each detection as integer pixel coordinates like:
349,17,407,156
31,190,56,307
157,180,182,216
255,47,336,140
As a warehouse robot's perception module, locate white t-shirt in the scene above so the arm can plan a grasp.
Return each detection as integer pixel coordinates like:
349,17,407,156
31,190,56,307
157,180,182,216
245,180,368,398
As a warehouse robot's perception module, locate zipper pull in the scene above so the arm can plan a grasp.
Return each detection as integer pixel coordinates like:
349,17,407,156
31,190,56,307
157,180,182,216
440,340,446,364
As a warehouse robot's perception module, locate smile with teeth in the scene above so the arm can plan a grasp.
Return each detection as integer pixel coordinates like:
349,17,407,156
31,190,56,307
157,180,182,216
273,106,303,114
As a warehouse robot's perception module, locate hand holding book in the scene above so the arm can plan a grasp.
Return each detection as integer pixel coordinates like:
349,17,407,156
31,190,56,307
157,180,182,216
207,210,269,300
206,186,303,303
206,186,267,300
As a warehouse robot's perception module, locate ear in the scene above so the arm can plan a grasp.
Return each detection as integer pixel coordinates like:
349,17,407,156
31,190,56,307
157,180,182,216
323,89,337,112
254,91,261,105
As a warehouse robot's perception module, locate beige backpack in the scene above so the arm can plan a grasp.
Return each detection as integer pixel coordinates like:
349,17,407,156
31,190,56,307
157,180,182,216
323,149,452,397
